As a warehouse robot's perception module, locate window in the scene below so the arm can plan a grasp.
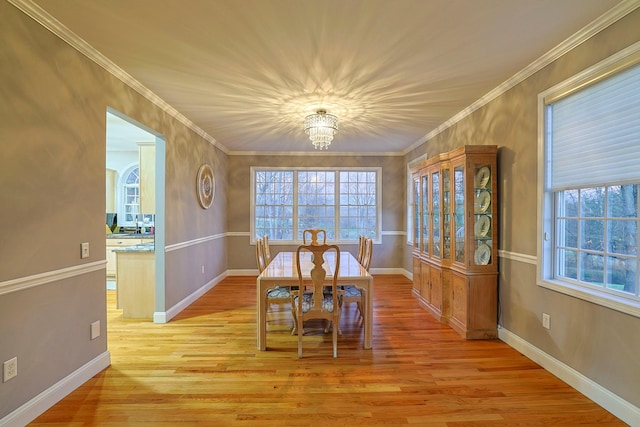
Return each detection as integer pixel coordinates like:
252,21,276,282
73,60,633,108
123,167,140,224
539,46,640,316
252,167,380,243
406,155,427,245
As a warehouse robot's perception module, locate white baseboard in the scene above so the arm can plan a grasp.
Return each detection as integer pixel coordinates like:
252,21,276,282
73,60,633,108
154,271,229,323
0,351,111,427
499,327,640,427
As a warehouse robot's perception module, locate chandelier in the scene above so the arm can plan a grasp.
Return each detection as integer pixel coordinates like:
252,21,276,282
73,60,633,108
303,110,338,150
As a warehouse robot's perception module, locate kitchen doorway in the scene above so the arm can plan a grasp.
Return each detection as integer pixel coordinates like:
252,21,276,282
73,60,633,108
105,108,166,324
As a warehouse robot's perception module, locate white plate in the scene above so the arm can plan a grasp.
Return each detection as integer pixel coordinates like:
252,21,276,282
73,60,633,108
474,215,491,237
475,190,491,213
474,243,491,265
475,166,491,188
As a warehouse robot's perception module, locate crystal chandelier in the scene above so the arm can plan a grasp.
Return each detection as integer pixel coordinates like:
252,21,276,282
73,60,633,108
303,110,338,150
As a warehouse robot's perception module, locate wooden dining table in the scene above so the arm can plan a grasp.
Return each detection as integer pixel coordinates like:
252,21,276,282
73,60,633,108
256,250,373,351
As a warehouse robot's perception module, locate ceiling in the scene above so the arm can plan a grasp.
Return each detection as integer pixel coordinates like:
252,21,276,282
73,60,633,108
28,0,625,155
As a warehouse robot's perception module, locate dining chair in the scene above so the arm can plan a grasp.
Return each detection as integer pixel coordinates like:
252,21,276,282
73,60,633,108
262,234,272,265
257,238,291,313
356,235,366,264
302,229,326,245
341,237,372,317
291,242,342,358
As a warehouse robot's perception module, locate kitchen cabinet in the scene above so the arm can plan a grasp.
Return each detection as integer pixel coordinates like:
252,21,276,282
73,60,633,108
116,249,155,319
138,142,155,215
412,145,498,339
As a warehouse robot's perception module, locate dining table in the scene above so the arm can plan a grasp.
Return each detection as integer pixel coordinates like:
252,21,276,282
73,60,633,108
256,250,373,351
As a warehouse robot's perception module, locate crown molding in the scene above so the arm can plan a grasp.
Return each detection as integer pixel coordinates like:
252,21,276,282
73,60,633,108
227,149,404,157
402,0,640,156
10,0,638,159
8,0,230,155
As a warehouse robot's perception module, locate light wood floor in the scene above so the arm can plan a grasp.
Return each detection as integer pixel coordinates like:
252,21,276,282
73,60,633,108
30,275,625,426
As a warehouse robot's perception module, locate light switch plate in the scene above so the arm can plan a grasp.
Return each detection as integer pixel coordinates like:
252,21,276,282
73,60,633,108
81,242,90,259
91,320,100,340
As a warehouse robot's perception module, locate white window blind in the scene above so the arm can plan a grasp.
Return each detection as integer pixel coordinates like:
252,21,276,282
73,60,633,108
549,62,640,191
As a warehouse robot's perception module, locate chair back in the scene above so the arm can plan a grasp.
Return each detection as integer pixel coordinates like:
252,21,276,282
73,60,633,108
294,243,341,358
262,234,272,264
256,238,267,273
302,229,326,245
361,238,373,272
356,235,366,264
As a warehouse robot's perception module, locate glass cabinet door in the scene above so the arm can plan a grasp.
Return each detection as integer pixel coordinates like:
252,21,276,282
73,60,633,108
412,174,420,249
442,168,451,260
472,162,493,266
454,165,465,263
432,171,441,258
421,174,429,254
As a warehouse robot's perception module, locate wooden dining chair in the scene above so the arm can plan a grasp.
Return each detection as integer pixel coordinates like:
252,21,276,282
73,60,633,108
302,229,326,245
257,238,291,314
291,243,342,358
262,234,272,265
356,235,366,263
342,237,372,317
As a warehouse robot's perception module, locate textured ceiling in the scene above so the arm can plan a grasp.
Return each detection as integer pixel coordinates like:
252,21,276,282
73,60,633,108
28,0,623,154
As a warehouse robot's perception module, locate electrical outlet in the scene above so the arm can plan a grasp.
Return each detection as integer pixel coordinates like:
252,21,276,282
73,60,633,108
81,242,90,259
3,357,17,382
201,265,205,274
91,320,101,340
542,313,550,329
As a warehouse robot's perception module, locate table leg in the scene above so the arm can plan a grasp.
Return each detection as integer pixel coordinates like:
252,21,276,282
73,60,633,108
364,277,373,349
257,278,266,350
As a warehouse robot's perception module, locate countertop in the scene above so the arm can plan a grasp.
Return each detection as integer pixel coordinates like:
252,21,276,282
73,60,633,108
112,242,155,253
107,233,155,239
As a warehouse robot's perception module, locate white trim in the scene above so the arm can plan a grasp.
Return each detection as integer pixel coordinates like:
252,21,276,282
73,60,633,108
498,249,537,265
0,261,106,296
164,233,225,252
381,230,406,236
153,271,228,323
9,0,638,157
229,150,404,157
0,351,111,427
499,328,640,427
226,231,251,237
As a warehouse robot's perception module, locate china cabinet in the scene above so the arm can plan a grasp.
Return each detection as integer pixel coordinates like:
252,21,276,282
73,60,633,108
411,145,498,339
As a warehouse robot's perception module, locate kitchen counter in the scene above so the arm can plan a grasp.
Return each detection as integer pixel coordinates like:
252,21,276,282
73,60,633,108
107,232,155,239
111,242,154,253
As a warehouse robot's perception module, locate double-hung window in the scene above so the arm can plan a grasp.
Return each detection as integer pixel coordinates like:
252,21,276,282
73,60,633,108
252,167,380,243
538,45,640,317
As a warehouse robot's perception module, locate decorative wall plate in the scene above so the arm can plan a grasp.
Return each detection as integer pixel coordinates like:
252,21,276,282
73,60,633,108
475,190,491,213
474,215,491,237
475,166,491,188
474,243,491,265
196,164,215,209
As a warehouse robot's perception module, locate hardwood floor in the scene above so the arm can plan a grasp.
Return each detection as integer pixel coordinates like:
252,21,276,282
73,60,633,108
30,275,625,426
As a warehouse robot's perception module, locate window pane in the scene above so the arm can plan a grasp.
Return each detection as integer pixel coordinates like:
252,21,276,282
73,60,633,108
606,256,637,294
580,253,604,286
557,249,577,280
580,187,604,217
579,219,603,251
607,185,637,218
559,189,578,217
557,219,578,248
607,220,636,255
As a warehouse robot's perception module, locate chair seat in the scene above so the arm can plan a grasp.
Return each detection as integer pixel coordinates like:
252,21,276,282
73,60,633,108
266,286,291,300
294,293,336,313
343,285,362,297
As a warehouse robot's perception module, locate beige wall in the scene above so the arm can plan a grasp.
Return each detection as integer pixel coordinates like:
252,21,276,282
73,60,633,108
404,8,640,408
227,154,405,271
0,2,227,419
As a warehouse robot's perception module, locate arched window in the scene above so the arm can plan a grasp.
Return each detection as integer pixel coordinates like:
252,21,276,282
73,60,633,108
123,167,140,224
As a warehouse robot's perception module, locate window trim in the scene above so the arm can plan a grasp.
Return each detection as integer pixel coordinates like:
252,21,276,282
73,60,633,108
250,166,382,245
537,41,640,319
